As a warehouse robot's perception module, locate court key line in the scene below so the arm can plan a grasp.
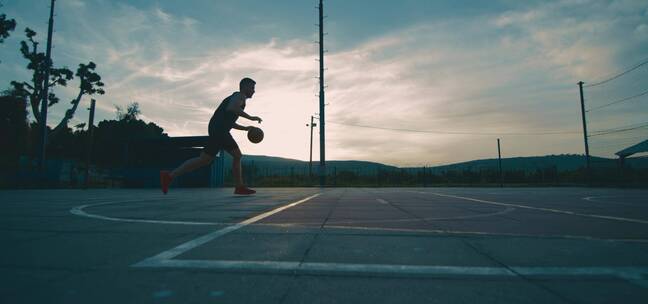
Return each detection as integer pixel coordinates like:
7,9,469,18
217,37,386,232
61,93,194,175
419,192,648,225
131,192,648,287
71,199,646,242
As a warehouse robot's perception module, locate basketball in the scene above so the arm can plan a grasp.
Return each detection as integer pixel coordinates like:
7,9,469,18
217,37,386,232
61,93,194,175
247,127,264,143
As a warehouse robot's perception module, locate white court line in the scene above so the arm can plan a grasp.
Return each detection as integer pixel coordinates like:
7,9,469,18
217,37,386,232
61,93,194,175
134,193,320,265
372,197,516,222
584,196,607,202
321,224,648,243
418,191,648,225
583,196,641,207
134,259,648,283
71,196,514,226
328,207,516,224
71,199,227,226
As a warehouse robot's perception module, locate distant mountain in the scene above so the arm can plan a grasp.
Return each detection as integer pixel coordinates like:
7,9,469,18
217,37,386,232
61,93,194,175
230,153,648,174
407,154,648,173
226,154,397,174
420,154,590,173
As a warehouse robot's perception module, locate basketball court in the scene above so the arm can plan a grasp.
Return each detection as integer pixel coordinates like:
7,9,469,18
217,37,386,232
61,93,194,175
2,187,648,303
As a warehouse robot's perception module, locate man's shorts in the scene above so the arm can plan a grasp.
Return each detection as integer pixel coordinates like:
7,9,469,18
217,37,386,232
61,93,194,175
203,131,238,157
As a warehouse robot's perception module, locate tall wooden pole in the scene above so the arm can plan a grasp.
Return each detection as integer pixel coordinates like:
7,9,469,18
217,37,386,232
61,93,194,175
85,99,96,188
38,0,56,171
578,81,591,180
318,0,326,187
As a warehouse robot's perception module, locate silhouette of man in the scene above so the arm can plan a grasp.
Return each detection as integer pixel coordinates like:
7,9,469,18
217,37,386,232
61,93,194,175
160,77,262,195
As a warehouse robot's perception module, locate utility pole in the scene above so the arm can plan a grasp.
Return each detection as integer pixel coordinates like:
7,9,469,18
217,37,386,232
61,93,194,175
39,0,56,171
318,0,326,187
497,138,503,187
85,99,96,188
577,81,591,177
307,115,317,178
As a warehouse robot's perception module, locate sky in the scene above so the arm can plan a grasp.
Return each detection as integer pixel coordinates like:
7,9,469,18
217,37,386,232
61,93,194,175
1,0,647,167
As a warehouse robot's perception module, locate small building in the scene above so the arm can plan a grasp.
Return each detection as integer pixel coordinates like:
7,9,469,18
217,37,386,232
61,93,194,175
616,139,648,167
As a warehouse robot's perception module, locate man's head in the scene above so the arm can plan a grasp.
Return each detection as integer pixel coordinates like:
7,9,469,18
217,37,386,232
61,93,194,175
240,77,256,98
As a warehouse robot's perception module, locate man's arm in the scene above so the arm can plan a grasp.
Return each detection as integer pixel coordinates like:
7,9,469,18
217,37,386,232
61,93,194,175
232,123,251,131
226,93,262,123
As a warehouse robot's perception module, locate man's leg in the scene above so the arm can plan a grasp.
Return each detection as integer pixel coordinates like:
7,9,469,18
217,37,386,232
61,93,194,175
160,152,214,194
227,147,255,194
227,147,244,187
171,152,214,179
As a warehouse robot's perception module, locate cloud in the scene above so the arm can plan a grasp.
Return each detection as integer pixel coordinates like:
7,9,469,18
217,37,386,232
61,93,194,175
318,1,647,165
636,24,648,39
154,7,172,24
2,0,646,166
63,0,86,9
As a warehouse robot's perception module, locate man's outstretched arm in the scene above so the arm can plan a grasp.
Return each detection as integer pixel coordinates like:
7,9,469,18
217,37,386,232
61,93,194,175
226,93,262,123
232,123,251,131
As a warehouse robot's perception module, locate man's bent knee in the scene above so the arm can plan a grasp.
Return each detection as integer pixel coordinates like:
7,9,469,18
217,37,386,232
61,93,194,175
227,148,242,161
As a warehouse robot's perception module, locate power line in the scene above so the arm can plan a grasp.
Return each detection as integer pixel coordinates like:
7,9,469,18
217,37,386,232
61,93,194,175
586,88,648,112
589,121,648,135
327,121,580,136
590,134,648,144
590,142,640,149
589,137,648,149
588,122,648,137
585,56,648,88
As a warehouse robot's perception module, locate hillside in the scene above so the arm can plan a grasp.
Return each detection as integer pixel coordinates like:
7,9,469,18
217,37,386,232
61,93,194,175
229,154,648,174
418,154,648,173
225,154,397,174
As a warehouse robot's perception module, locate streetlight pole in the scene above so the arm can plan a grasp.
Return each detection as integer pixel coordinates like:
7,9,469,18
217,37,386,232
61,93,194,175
497,138,503,187
307,115,317,178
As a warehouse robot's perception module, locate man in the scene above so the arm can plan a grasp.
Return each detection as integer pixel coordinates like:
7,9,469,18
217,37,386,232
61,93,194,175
160,77,262,195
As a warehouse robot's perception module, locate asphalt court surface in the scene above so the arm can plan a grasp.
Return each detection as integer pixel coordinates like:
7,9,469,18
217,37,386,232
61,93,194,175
1,187,648,303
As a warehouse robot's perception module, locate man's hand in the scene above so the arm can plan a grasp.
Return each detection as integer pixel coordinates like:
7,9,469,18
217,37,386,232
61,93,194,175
250,116,262,123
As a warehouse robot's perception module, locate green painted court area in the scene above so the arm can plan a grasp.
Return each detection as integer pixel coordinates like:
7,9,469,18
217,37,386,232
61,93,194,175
2,187,648,303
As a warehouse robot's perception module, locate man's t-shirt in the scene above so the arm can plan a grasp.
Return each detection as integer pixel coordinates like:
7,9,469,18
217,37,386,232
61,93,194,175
208,92,245,134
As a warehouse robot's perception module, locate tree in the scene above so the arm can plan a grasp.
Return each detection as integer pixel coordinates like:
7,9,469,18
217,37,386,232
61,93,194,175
0,8,16,64
93,104,168,166
0,91,30,167
115,102,141,121
9,28,104,142
49,61,105,138
10,28,73,126
0,5,16,44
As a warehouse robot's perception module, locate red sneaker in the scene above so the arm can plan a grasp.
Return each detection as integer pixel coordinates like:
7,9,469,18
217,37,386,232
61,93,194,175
160,170,173,194
234,186,256,195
